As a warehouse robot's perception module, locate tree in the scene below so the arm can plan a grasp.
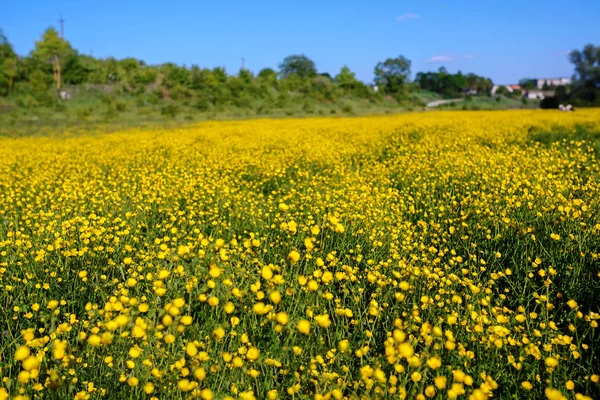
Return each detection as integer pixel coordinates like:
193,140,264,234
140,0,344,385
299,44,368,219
2,57,18,93
570,44,600,89
335,65,358,92
32,27,72,93
568,44,600,105
279,54,317,79
258,68,277,80
415,68,489,98
518,78,536,90
257,68,277,87
374,56,411,94
0,29,17,95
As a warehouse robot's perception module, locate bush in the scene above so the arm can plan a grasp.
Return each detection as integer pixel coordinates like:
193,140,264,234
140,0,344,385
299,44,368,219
195,96,211,111
341,103,355,114
160,104,180,118
540,96,560,109
302,101,315,114
147,94,160,105
76,106,94,119
115,102,127,112
15,94,39,108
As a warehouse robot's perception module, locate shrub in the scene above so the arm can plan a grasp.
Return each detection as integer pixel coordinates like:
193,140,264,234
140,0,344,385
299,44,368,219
195,97,211,111
160,104,180,118
341,103,355,114
540,96,560,109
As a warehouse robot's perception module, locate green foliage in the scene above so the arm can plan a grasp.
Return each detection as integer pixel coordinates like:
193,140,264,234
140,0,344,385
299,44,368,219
160,103,180,118
416,67,492,98
161,63,190,88
32,27,73,90
519,78,536,90
257,68,278,89
194,96,211,111
335,65,358,93
279,54,317,78
374,55,411,94
570,44,600,90
0,29,17,95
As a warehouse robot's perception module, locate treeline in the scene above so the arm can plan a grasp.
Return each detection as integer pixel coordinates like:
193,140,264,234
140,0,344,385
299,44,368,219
0,27,496,112
415,67,493,98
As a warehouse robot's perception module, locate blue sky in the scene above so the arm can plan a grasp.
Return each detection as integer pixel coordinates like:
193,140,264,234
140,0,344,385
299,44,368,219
1,0,598,84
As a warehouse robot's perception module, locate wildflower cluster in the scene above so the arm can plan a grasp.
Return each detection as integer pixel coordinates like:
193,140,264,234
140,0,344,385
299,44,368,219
0,110,599,399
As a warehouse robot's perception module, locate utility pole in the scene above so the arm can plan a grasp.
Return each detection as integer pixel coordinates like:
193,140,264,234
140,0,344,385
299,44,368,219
241,56,245,70
59,16,65,39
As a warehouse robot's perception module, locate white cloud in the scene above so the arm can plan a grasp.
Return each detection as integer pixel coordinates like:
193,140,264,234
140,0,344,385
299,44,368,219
464,54,475,59
428,55,453,63
397,13,419,22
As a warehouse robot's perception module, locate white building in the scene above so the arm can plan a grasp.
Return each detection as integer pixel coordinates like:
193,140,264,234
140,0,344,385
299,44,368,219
525,91,546,100
535,77,571,89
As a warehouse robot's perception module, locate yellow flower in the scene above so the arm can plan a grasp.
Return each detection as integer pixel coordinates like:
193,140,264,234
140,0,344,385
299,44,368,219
194,367,207,381
261,265,273,280
269,290,282,304
545,388,566,400
315,314,331,328
143,382,154,394
200,388,214,400
213,327,226,340
287,250,301,263
434,376,447,389
247,347,260,361
297,319,311,335
22,355,39,371
276,312,289,325
127,376,138,387
338,340,349,352
565,380,574,390
545,357,559,368
426,356,442,370
186,342,198,357
521,381,533,390
87,335,102,346
398,342,414,358
14,346,30,361
411,371,422,382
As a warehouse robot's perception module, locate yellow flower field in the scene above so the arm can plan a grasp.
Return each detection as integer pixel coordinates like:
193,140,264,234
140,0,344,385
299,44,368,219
1,110,599,400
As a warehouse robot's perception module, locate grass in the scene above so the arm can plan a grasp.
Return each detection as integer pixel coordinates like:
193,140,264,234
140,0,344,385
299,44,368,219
0,89,460,137
529,124,600,155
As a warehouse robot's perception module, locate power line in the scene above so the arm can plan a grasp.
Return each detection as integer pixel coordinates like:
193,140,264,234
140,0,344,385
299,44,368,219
58,16,65,39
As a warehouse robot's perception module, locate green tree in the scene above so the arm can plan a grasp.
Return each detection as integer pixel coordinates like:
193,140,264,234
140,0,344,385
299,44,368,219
518,78,536,90
32,27,72,93
335,65,358,92
279,54,317,78
569,44,600,105
570,44,600,88
374,55,411,94
2,57,18,93
0,29,17,95
258,68,277,86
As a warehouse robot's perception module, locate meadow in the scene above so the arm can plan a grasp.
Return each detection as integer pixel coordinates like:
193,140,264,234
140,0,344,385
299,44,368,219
0,110,599,400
